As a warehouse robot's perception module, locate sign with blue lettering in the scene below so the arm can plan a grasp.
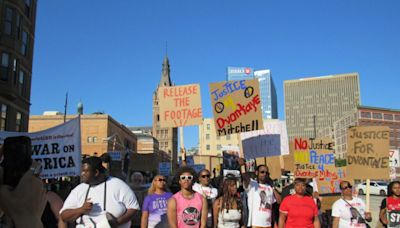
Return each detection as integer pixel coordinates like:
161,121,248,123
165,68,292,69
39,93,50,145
158,162,171,176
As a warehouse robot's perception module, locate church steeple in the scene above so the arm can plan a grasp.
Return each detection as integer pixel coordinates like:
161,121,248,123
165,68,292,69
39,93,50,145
159,55,172,87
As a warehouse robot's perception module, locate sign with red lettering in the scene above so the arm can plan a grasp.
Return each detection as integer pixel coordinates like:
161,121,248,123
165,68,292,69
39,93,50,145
209,79,263,136
347,126,390,179
293,138,346,194
158,84,203,127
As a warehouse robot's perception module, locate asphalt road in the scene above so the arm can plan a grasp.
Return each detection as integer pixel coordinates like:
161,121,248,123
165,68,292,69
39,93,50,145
359,195,385,228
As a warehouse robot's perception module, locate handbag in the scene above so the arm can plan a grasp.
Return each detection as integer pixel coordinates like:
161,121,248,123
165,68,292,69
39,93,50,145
76,179,112,228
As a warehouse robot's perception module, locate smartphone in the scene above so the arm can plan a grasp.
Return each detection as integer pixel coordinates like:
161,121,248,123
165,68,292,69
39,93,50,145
0,136,33,188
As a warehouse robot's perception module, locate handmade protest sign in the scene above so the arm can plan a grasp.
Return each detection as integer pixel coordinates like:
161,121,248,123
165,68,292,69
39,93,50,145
209,79,263,136
0,117,81,179
241,120,289,159
347,126,390,179
293,137,346,194
158,84,202,127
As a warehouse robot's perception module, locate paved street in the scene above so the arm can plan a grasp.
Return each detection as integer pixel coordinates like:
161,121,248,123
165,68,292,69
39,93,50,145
359,195,385,228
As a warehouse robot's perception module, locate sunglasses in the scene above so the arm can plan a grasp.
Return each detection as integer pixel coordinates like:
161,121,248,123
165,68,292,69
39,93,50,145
156,178,166,182
180,175,193,181
259,171,268,174
341,185,352,190
201,174,210,178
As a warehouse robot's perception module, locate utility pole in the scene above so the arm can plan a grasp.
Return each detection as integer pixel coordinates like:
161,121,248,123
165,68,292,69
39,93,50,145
64,92,68,123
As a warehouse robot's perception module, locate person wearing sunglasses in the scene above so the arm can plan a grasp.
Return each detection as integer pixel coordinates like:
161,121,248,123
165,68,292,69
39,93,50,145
332,181,371,228
241,164,281,228
168,167,208,228
278,178,320,228
193,169,218,227
141,175,172,228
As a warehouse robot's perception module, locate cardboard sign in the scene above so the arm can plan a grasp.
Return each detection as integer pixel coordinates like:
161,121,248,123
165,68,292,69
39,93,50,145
0,117,81,179
241,120,289,159
209,79,263,136
158,84,202,127
293,138,346,194
346,126,390,179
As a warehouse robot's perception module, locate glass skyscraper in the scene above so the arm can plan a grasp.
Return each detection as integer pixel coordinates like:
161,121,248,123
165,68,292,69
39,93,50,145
226,67,278,119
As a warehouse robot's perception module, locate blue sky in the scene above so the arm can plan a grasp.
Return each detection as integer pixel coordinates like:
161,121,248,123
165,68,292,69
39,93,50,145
31,0,400,149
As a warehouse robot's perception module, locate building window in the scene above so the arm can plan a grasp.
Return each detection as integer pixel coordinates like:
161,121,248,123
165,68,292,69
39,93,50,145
18,70,25,96
206,134,210,140
226,134,231,140
157,115,160,121
206,145,210,150
16,13,21,39
15,112,22,132
1,53,10,81
24,0,31,17
0,104,8,131
87,137,93,143
207,124,210,130
21,30,29,56
13,59,18,85
165,142,168,147
217,144,222,150
372,113,382,119
93,137,97,143
360,111,371,118
384,114,394,121
4,7,13,35
395,115,400,121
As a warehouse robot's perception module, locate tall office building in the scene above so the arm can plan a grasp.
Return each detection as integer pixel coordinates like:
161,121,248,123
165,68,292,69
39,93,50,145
152,56,178,168
0,0,37,132
284,73,361,139
226,66,278,119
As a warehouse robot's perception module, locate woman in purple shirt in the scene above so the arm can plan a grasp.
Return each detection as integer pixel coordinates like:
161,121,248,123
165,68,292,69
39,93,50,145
141,175,173,228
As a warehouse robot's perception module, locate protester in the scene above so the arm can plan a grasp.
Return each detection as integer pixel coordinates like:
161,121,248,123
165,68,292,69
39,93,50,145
379,180,400,227
60,156,139,228
193,169,218,227
0,136,47,228
242,164,281,228
331,181,371,228
213,175,244,228
42,189,68,228
278,178,320,228
141,175,173,228
167,166,207,228
130,171,148,228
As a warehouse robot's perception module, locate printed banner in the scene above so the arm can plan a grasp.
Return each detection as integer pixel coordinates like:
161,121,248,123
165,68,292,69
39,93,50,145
0,117,81,179
388,210,400,227
347,126,390,179
241,120,289,159
158,84,202,127
209,79,263,136
293,138,346,194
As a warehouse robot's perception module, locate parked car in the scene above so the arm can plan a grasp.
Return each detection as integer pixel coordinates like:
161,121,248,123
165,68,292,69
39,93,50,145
356,181,387,196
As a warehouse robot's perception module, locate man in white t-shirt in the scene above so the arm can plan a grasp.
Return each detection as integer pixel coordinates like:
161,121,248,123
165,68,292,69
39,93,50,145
192,169,218,227
332,181,372,228
60,156,140,228
242,165,281,228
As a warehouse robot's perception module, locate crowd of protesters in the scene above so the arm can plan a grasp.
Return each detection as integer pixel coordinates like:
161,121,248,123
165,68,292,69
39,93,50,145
0,136,398,228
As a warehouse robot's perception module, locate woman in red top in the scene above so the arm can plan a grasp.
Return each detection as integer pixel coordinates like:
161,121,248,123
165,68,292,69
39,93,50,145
379,180,400,227
278,178,320,228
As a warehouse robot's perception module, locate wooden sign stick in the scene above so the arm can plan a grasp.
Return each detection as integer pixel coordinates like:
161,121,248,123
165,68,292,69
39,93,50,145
366,179,370,212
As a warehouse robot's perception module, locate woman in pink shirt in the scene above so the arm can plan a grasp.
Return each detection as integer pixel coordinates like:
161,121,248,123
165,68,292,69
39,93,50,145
167,167,208,228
